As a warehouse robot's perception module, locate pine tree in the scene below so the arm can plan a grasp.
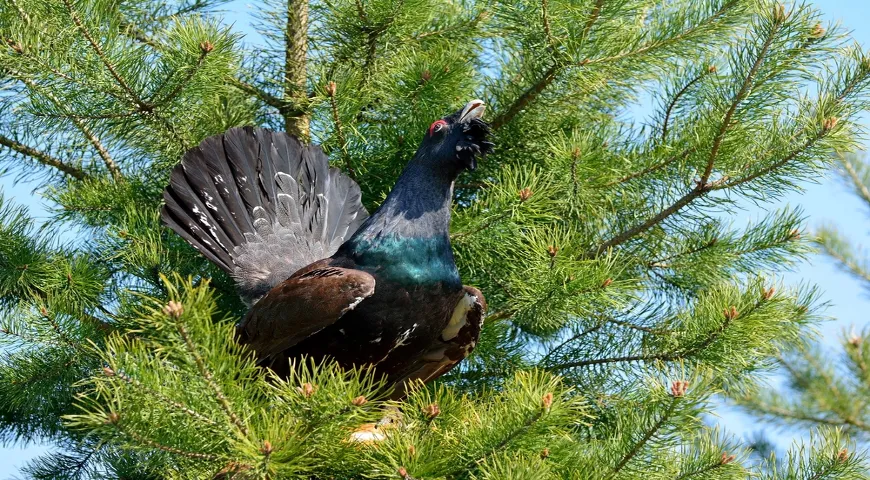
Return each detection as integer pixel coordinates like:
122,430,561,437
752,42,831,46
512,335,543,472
2,0,870,477
735,152,870,449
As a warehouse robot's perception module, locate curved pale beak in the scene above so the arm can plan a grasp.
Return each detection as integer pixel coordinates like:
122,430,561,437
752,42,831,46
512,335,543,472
459,99,486,123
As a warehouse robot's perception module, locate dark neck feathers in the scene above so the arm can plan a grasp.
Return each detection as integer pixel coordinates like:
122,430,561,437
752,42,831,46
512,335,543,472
349,152,456,243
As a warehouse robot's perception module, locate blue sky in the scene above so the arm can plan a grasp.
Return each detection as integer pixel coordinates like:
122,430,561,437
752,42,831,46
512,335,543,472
2,0,870,477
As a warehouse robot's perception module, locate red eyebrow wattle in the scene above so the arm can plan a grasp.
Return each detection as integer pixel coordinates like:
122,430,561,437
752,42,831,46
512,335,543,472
428,120,447,136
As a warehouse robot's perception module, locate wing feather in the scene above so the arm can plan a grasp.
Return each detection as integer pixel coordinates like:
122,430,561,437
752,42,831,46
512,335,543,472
237,263,376,361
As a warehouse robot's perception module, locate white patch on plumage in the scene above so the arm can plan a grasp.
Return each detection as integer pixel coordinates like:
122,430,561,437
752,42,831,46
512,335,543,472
348,425,386,443
395,327,413,348
371,337,382,343
341,295,367,315
442,292,476,341
376,323,419,363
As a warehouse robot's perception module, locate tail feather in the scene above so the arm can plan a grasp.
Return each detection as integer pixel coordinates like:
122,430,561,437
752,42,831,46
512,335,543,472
161,127,369,304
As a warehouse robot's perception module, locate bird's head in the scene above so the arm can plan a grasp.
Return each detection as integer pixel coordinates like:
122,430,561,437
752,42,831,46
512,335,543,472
417,99,494,174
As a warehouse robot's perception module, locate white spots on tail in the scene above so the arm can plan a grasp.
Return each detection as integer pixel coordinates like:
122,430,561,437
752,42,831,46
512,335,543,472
442,292,476,341
190,205,227,251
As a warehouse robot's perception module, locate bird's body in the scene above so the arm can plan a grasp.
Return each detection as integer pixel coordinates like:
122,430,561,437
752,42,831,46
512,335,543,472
161,100,491,396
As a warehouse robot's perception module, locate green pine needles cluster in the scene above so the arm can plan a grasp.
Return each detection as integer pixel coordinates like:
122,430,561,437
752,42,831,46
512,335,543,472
2,0,870,477
733,152,870,448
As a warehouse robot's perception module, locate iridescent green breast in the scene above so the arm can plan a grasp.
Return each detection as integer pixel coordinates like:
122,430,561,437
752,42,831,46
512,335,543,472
346,234,461,287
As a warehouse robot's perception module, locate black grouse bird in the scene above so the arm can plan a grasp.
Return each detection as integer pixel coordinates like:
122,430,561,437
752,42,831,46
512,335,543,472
161,100,493,398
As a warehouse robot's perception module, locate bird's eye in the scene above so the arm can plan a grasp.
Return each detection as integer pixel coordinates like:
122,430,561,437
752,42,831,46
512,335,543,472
428,120,448,136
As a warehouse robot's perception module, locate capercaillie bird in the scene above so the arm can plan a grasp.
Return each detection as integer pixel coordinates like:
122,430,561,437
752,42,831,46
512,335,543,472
161,100,493,399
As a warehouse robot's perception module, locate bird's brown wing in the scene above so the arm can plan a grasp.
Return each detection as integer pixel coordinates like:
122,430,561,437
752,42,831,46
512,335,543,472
237,262,375,362
388,286,486,399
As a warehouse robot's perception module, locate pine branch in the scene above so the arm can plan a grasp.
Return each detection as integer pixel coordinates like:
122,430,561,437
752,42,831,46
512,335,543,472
702,17,780,185
410,11,486,41
7,0,31,24
583,19,801,258
227,77,289,111
661,72,708,142
586,1,736,67
326,83,355,179
603,148,692,187
608,396,679,477
748,403,870,432
284,0,310,139
648,238,718,268
491,64,558,130
582,0,605,39
540,324,603,365
0,133,87,179
541,0,555,52
775,351,870,432
451,209,513,240
14,74,123,180
807,462,840,480
455,409,546,476
151,48,210,107
601,316,667,334
818,237,870,284
106,368,221,428
584,186,704,258
62,0,152,112
841,155,870,206
554,301,754,370
174,320,249,437
712,130,826,191
120,426,221,461
673,459,728,480
117,21,160,49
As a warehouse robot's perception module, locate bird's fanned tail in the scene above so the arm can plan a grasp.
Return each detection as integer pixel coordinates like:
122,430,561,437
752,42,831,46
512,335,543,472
161,127,369,304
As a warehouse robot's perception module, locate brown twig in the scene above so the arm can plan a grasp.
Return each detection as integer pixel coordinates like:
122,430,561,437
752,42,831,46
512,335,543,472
122,427,220,461
16,76,122,180
8,0,31,24
284,0,310,139
490,64,559,130
151,49,210,107
327,83,355,179
583,20,781,258
702,21,780,185
63,0,152,112
603,148,692,187
0,133,87,179
661,72,708,142
608,397,679,478
175,321,249,437
582,0,605,39
647,238,718,268
542,0,555,51
227,77,288,111
554,301,753,370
